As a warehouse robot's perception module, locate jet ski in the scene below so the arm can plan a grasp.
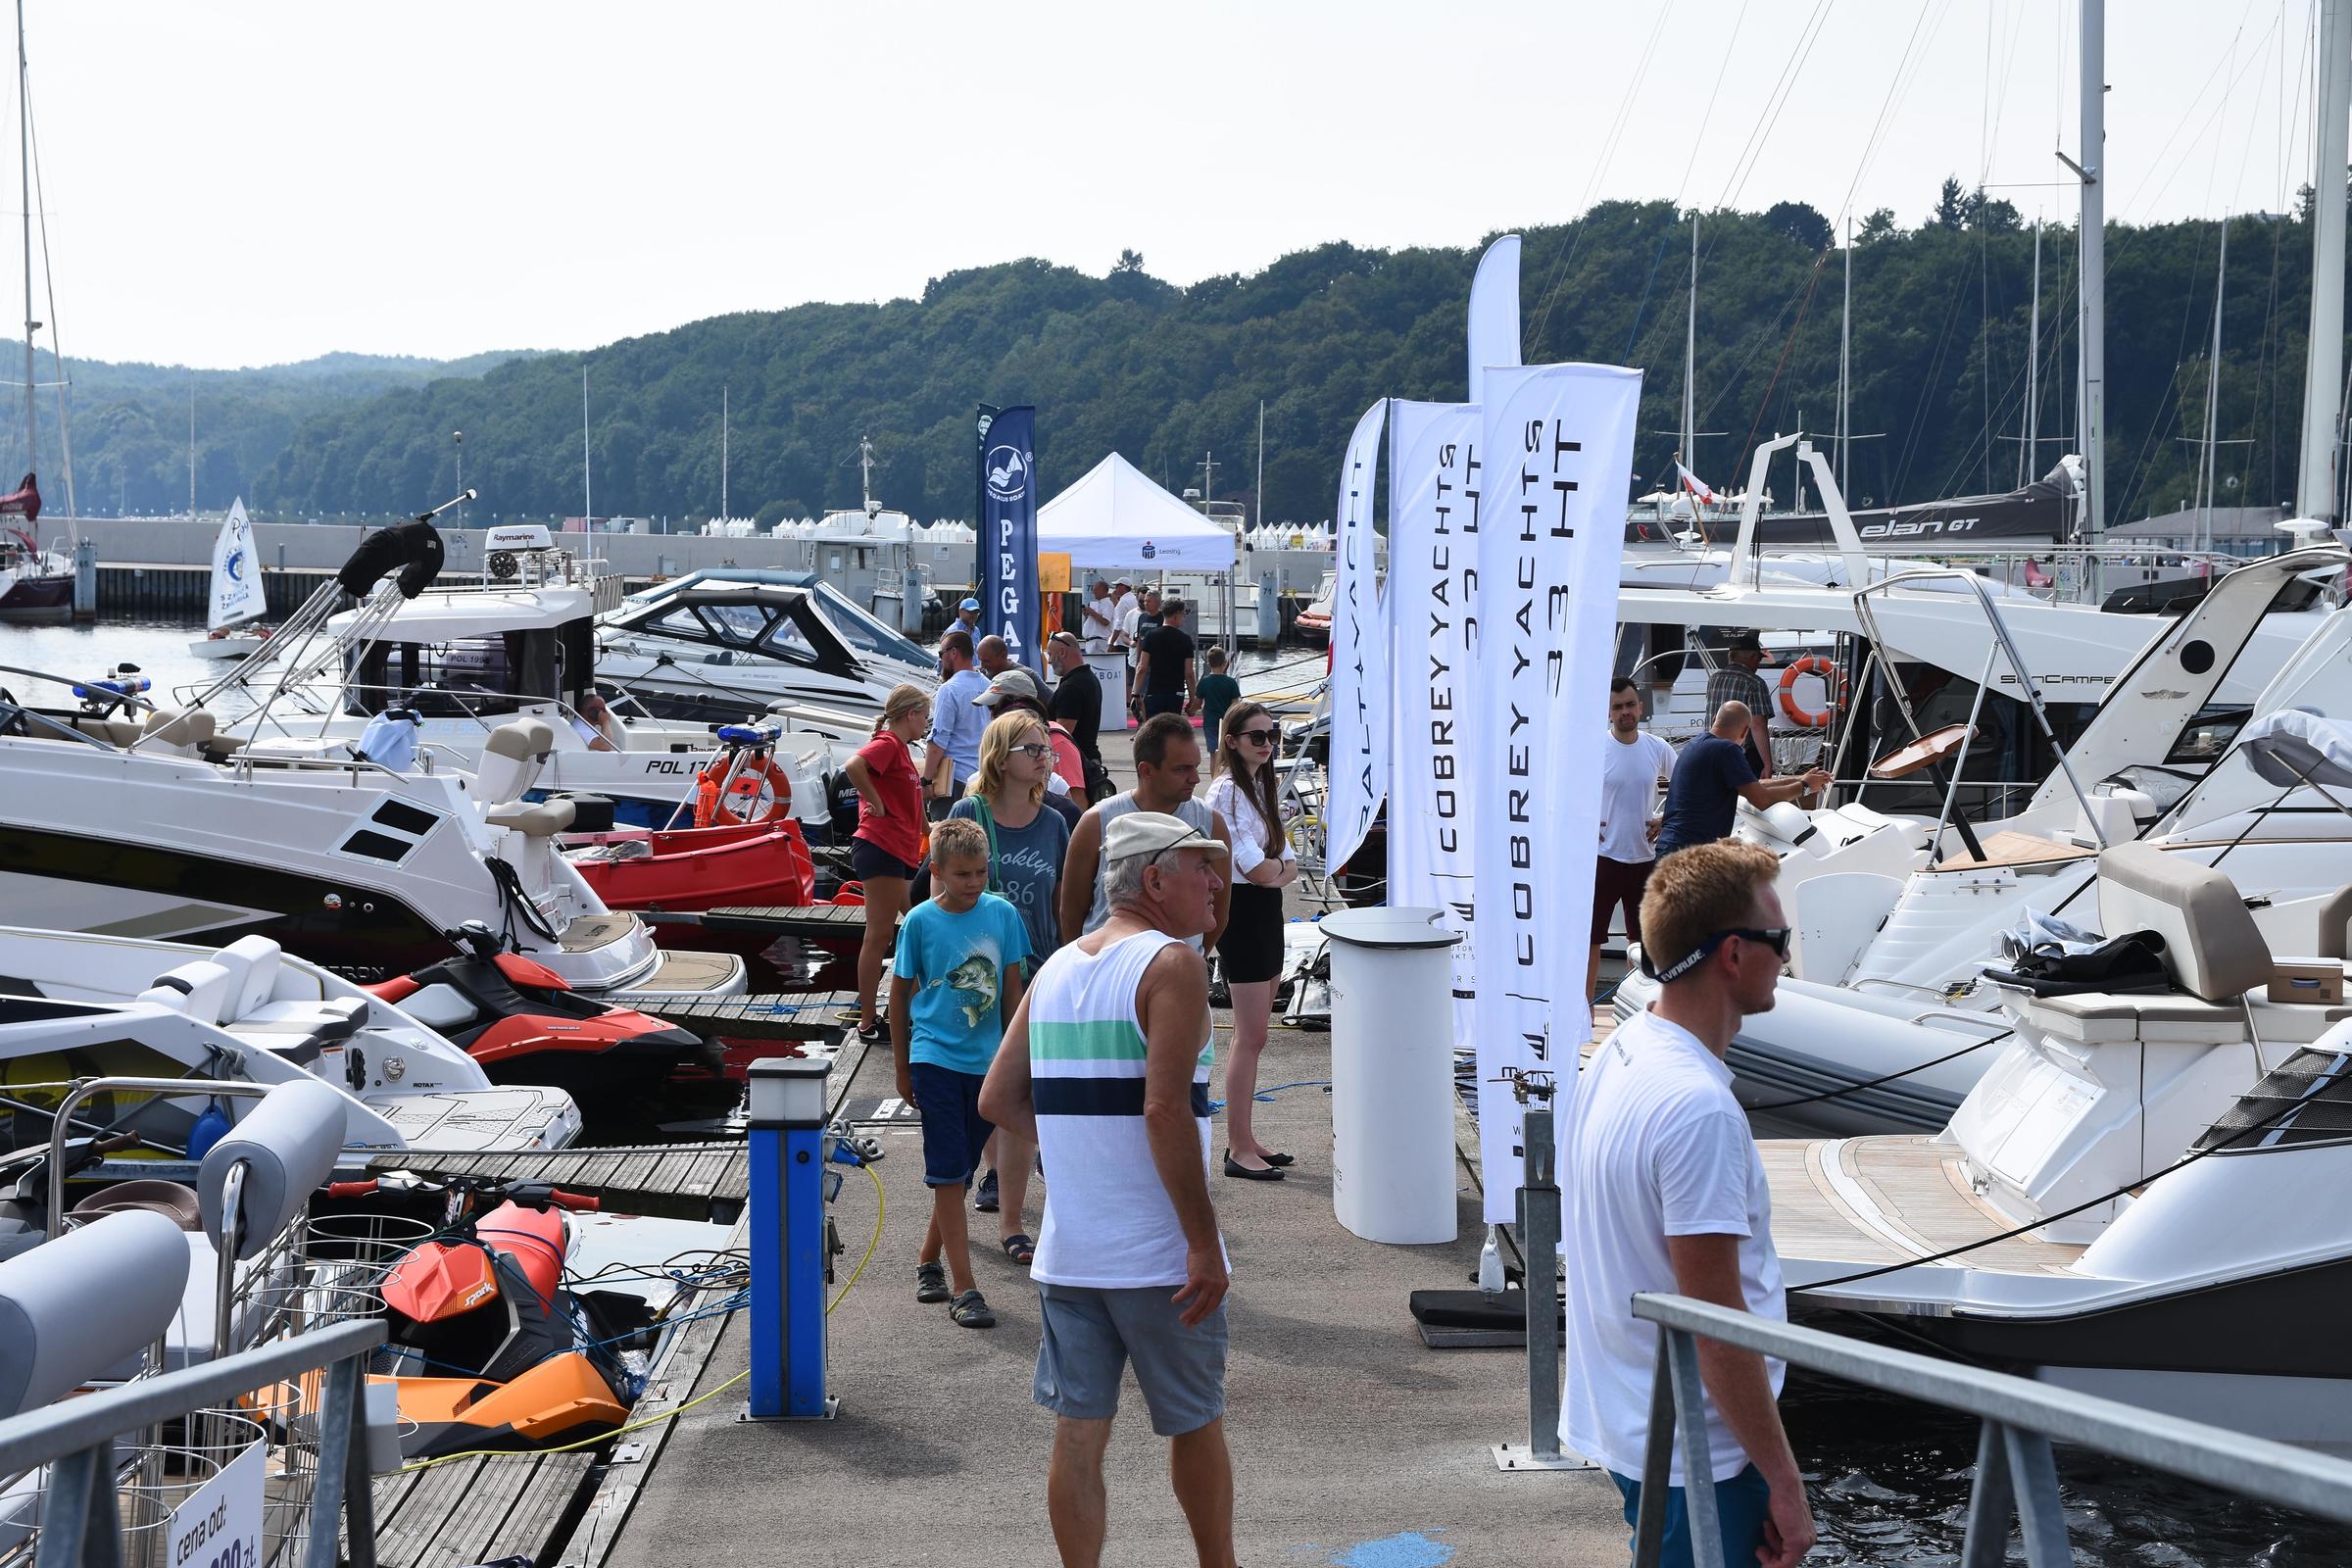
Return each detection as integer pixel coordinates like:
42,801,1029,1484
333,1171,735,1460
367,922,708,1100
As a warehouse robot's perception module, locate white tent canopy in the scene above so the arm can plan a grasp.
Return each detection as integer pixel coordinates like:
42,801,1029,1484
1037,452,1237,571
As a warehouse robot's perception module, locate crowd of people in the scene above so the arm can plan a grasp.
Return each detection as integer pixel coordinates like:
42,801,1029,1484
836,623,1824,1567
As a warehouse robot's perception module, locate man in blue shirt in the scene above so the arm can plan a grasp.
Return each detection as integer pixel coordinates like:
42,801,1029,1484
1653,703,1829,861
926,629,993,813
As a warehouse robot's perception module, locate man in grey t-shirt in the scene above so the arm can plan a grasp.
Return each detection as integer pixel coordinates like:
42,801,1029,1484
1057,713,1230,952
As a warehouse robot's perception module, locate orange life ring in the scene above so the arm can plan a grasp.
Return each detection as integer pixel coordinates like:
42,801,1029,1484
1776,656,1845,729
693,758,792,827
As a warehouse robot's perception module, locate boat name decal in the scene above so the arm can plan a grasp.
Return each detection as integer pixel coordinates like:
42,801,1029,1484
1859,517,1980,538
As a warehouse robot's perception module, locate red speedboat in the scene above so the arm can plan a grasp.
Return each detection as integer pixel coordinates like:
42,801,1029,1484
561,818,817,913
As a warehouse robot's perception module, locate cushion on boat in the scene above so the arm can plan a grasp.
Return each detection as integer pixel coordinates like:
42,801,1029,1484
487,799,576,838
2095,843,2272,1002
475,719,558,804
137,959,234,1025
140,707,218,753
209,934,284,1020
2318,883,2352,961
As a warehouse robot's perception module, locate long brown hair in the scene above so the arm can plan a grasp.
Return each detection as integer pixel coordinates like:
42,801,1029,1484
1212,702,1284,859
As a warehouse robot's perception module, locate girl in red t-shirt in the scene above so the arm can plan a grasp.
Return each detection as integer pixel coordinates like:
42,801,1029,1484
844,683,932,1041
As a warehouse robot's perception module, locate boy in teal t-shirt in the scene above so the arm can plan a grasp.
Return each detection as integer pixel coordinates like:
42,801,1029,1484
891,817,1029,1330
1197,644,1242,740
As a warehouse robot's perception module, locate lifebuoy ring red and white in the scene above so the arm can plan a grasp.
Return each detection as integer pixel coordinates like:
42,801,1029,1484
694,758,792,827
1776,656,1845,729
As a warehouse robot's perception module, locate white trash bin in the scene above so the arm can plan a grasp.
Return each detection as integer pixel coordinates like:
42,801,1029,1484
1084,651,1130,729
1322,906,1462,1245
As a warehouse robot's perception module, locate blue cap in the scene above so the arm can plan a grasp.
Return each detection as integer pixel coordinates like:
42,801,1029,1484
958,597,981,612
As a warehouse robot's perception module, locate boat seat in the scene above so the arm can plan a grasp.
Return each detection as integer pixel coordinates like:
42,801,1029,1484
67,715,147,747
474,718,558,806
139,708,218,755
137,959,235,1026
2319,883,2352,961
2096,842,2272,1002
206,934,284,1021
487,798,576,838
226,997,368,1065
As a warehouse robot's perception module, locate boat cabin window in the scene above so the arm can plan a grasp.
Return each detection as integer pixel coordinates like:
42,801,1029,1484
2165,705,2253,765
344,630,561,717
700,603,772,645
648,606,713,642
759,612,821,667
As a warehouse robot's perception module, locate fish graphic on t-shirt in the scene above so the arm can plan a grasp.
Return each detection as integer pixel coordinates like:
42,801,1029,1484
946,956,999,1028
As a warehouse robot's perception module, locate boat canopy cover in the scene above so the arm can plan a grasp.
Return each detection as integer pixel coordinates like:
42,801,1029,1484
1039,453,1237,570
336,517,444,599
327,585,596,642
2237,709,2352,790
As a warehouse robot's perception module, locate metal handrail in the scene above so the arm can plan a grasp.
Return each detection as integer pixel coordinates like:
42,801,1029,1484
0,1318,385,1568
1630,1293,2352,1566
45,1076,279,1231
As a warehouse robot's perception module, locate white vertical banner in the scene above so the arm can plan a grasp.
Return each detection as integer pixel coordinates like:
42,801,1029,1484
1385,400,1483,1057
1325,398,1390,872
1470,363,1642,1219
1467,234,1523,404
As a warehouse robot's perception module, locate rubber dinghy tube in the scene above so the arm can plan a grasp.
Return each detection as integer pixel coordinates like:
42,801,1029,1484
336,516,446,599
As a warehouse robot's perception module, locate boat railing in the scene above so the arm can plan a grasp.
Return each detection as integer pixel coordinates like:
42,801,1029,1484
0,1317,386,1568
1628,1292,2352,1566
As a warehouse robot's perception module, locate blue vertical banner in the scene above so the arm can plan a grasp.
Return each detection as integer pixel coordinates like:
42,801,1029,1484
979,405,1042,671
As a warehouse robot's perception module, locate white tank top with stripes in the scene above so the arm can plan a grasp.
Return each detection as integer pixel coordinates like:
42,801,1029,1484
1026,927,1221,1289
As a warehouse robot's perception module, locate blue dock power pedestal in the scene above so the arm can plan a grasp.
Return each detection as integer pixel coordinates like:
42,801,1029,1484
746,1056,838,1421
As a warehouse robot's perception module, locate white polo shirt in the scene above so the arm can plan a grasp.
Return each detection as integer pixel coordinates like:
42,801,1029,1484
1559,1006,1785,1483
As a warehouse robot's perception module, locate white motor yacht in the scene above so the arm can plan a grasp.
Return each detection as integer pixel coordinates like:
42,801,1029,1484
0,927,582,1155
1617,588,2352,1136
596,570,935,727
0,672,745,1001
1764,843,2352,1446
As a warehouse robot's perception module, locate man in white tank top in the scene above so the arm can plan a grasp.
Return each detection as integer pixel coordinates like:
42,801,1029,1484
982,810,1236,1568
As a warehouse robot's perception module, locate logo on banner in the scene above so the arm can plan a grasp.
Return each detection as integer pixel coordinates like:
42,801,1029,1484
225,548,247,583
985,445,1029,503
1141,541,1157,560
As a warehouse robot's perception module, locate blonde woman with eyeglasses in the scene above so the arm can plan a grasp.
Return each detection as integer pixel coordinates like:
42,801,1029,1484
949,710,1071,1262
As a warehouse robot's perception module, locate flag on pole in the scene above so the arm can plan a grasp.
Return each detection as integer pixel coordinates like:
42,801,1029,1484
1325,399,1391,872
1676,462,1718,504
978,407,1042,671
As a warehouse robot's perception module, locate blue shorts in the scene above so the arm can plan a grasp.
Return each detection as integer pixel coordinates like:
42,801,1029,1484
1033,1282,1228,1437
1609,1463,1772,1568
908,1061,991,1188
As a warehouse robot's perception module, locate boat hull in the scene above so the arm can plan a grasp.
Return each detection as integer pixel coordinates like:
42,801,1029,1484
0,570,70,623
563,820,817,914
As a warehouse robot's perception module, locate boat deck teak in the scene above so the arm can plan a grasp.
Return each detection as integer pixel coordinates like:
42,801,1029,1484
1761,1137,2084,1275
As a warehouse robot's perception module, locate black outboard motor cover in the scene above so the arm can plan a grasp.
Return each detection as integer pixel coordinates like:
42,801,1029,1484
337,517,446,599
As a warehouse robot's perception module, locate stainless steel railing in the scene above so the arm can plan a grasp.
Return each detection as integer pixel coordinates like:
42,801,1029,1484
1629,1293,2352,1566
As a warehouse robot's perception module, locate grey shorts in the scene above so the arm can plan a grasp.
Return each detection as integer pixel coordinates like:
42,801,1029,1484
1033,1282,1229,1437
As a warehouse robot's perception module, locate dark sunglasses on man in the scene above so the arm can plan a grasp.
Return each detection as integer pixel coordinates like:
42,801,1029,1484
1639,926,1790,984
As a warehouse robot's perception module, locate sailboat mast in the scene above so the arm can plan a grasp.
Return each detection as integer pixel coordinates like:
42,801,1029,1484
15,0,31,480
720,384,728,522
580,367,592,527
2199,219,2228,553
2023,220,2040,486
2300,0,2352,524
187,377,195,517
2078,0,2107,568
1838,218,1850,494
1682,213,1698,476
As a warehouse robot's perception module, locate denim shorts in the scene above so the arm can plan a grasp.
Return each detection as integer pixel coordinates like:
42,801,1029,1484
908,1062,991,1188
850,838,918,882
1609,1463,1773,1568
1033,1281,1228,1437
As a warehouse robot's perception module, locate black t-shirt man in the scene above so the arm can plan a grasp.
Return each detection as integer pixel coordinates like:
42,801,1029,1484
1139,622,1196,697
1652,734,1757,857
1049,660,1103,761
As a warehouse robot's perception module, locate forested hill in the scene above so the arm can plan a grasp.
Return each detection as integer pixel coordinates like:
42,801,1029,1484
97,185,2352,527
0,345,545,517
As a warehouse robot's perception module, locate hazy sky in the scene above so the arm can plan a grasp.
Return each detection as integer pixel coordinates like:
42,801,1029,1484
20,0,2328,368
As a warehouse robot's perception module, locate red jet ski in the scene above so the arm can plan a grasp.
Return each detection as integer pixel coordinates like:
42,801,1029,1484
367,922,706,1101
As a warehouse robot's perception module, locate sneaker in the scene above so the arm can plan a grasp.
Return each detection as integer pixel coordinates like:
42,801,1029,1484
914,1261,951,1303
973,1168,1000,1213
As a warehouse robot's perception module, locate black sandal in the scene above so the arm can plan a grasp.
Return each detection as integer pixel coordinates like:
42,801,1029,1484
914,1261,951,1303
950,1289,997,1329
1000,1234,1035,1266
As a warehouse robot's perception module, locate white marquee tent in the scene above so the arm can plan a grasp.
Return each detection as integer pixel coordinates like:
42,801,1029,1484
1037,452,1237,571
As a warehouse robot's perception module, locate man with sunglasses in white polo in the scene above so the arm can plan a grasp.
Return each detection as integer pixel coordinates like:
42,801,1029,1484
1560,839,1815,1568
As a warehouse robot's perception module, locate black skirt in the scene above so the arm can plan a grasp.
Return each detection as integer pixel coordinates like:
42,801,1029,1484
1217,881,1287,984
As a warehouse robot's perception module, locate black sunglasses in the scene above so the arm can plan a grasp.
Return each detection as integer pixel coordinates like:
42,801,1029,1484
1642,926,1790,984
1237,725,1281,745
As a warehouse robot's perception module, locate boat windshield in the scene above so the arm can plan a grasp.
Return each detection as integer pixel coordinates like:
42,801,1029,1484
807,581,927,669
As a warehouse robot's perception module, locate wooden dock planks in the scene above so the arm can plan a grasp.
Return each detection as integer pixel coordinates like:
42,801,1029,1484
364,1142,750,1221
625,990,858,1043
368,1451,600,1568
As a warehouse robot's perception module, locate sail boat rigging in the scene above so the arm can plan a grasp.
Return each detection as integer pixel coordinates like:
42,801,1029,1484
0,0,68,622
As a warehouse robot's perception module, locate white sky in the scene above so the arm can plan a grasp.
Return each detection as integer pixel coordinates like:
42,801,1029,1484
22,0,2328,368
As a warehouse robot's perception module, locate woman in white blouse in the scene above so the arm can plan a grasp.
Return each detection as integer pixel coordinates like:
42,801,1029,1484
1204,702,1298,1179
